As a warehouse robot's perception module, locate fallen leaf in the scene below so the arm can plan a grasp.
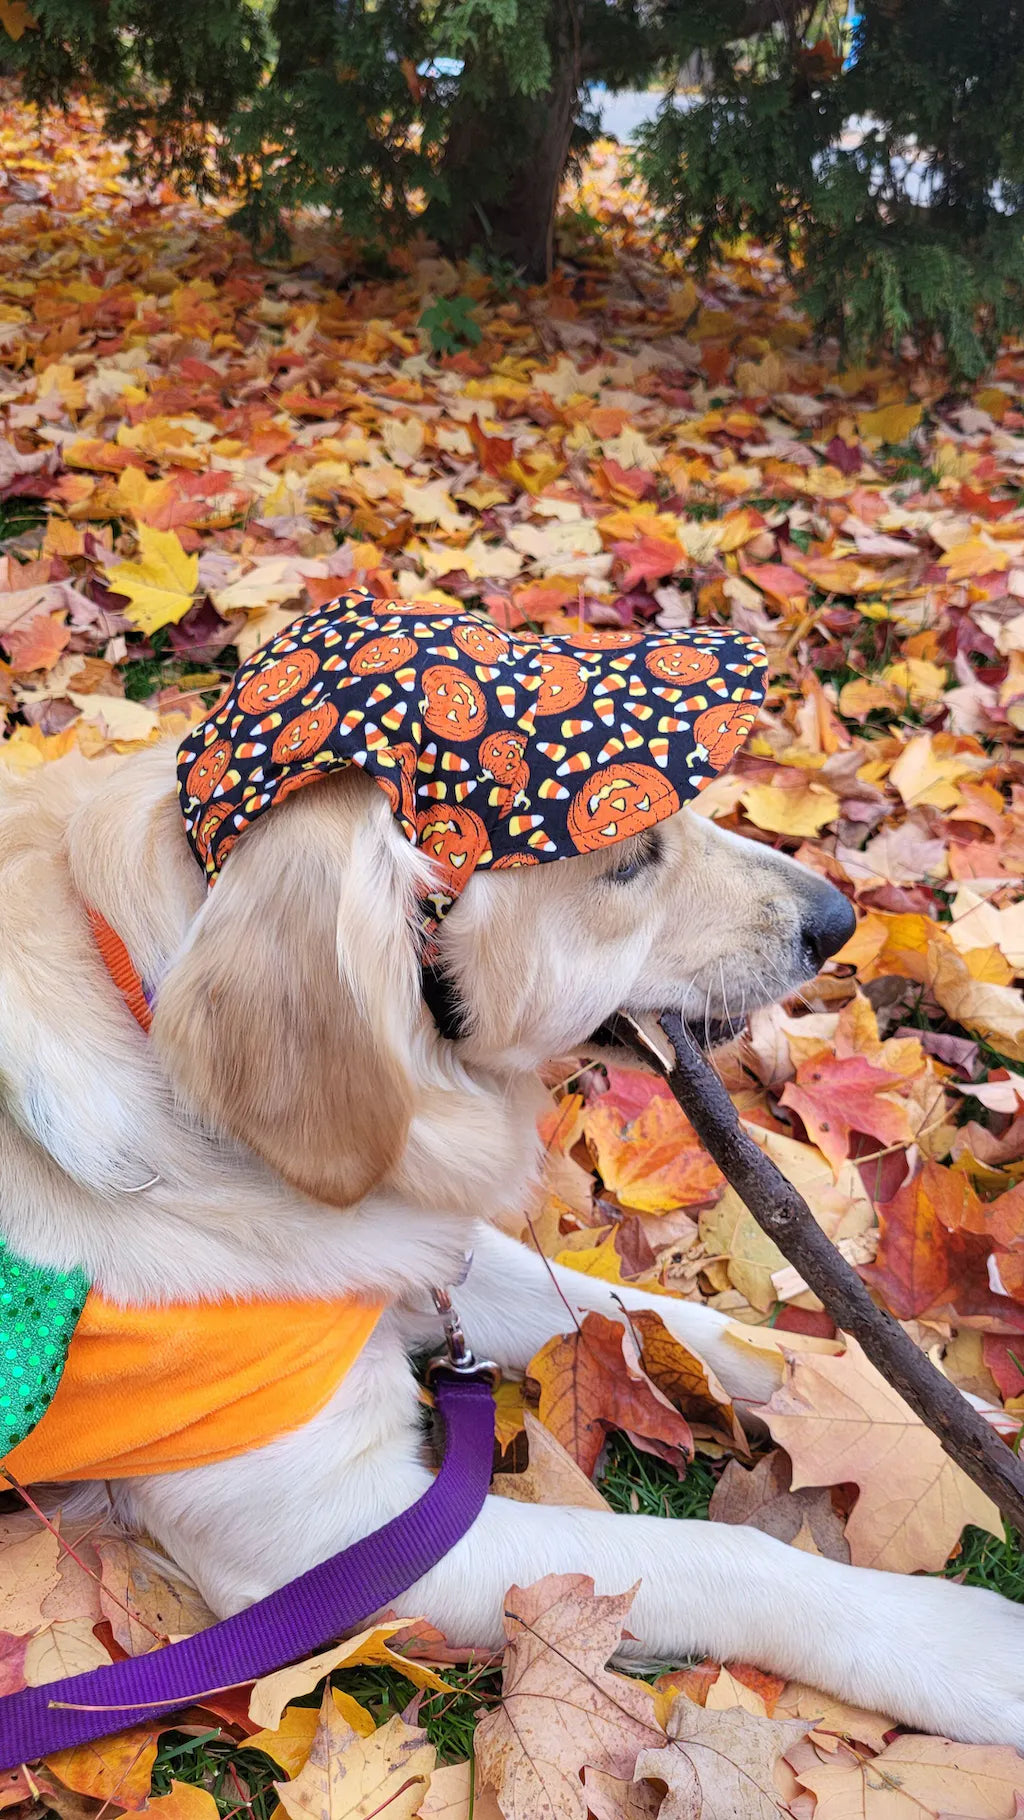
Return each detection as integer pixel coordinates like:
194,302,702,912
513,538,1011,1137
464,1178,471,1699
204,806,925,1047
249,1622,452,1728
583,1076,723,1213
23,1617,111,1684
528,1311,693,1478
793,1732,1024,1818
780,1053,916,1176
47,1725,159,1809
709,1451,850,1563
474,1574,661,1820
634,1693,809,1820
763,1335,1000,1571
492,1409,612,1510
275,1690,434,1820
103,525,199,636
145,1782,221,1820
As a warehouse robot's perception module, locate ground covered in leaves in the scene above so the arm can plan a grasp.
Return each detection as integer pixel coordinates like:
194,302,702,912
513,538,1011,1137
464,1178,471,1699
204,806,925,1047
1,78,1024,1820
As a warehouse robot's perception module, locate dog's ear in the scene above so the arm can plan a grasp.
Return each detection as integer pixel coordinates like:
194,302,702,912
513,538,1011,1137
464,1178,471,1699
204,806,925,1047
152,772,419,1208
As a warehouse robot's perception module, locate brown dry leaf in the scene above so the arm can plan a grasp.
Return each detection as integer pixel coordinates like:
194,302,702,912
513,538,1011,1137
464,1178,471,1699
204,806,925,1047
793,1733,1024,1818
0,1514,61,1633
97,1537,215,1654
629,1308,748,1452
709,1452,850,1564
416,1761,504,1820
47,1725,160,1809
528,1311,693,1478
473,1574,662,1820
492,1410,611,1510
249,1623,452,1727
275,1690,434,1820
23,1617,112,1684
763,1336,1000,1571
634,1694,810,1820
773,1682,895,1754
144,1781,221,1820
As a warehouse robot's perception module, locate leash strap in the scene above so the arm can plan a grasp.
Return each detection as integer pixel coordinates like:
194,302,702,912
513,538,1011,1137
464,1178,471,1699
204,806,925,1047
0,1374,495,1771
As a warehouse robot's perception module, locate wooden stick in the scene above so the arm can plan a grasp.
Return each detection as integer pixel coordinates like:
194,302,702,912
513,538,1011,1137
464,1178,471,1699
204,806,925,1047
611,1009,1024,1536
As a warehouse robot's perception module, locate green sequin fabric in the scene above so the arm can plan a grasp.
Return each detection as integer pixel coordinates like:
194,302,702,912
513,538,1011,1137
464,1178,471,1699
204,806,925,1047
0,1239,89,1459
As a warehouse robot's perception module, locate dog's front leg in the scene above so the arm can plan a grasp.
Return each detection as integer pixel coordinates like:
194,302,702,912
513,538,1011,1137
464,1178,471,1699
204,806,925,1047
393,1484,1024,1748
396,1226,782,1405
123,1318,1024,1748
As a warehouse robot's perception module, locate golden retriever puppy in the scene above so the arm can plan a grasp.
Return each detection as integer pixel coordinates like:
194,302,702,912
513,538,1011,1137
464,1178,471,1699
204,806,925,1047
0,743,1022,1746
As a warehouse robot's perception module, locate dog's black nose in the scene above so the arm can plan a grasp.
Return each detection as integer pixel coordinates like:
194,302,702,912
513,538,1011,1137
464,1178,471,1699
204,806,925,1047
799,881,857,969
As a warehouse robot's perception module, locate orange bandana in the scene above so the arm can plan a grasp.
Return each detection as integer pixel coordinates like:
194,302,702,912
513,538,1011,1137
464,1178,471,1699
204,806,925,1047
2,1291,383,1482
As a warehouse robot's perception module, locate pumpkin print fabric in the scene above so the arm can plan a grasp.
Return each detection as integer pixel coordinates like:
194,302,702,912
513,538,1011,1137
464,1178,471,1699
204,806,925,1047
178,587,767,924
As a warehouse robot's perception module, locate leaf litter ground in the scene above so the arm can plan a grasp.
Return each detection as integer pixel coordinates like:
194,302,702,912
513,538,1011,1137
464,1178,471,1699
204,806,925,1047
1,77,1024,1820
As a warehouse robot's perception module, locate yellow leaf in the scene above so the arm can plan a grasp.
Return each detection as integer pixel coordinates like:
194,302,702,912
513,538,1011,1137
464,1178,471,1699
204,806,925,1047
248,1691,376,1777
275,1696,434,1820
939,537,1009,581
103,526,198,636
856,401,922,444
145,1781,220,1820
23,1618,110,1685
0,1,36,40
249,1623,452,1728
741,778,840,838
554,1231,628,1284
48,1726,158,1809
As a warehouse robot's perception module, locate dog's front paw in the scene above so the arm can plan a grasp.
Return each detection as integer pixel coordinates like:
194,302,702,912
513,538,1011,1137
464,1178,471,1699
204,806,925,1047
849,1572,1024,1747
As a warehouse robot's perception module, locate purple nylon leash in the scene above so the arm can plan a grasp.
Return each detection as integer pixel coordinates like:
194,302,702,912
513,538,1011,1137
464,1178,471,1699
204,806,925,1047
0,1373,495,1771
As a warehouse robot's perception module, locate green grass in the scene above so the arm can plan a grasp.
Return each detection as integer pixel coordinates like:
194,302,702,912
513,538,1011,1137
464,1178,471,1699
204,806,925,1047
0,495,49,543
600,1432,720,1520
152,1729,283,1820
943,1523,1024,1602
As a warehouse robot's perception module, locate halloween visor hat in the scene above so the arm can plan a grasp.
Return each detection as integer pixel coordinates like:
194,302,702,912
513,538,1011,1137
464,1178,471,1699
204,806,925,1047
177,586,768,924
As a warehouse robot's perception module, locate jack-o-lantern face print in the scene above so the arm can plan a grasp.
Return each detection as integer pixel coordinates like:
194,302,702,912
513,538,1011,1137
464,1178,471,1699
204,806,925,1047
532,652,589,716
350,632,418,675
567,763,680,852
567,629,642,650
186,738,233,804
645,646,719,685
479,730,529,789
378,741,417,825
194,800,235,862
274,772,323,807
237,649,319,713
491,851,540,869
271,701,340,765
453,621,509,665
693,702,757,770
422,665,487,741
417,804,490,888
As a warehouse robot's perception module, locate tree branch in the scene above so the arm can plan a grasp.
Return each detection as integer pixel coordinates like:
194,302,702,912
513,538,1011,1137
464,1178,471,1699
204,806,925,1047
611,1010,1024,1536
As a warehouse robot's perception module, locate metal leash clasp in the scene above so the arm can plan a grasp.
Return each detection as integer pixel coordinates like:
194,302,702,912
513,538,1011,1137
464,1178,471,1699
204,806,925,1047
425,1284,500,1388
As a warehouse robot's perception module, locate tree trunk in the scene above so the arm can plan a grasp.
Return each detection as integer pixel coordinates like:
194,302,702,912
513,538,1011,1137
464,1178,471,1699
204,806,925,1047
436,3,582,281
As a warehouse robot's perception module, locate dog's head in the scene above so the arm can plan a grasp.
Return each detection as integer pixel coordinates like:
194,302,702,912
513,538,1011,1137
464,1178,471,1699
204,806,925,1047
151,767,853,1214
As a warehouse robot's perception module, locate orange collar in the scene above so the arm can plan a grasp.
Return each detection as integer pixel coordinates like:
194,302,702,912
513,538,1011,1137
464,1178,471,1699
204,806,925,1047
87,909,153,1034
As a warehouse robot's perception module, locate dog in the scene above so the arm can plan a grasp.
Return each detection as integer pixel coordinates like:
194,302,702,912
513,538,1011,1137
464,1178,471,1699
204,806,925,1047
1,603,1022,1750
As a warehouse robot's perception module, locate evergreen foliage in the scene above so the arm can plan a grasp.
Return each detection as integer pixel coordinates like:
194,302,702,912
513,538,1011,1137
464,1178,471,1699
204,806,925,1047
8,0,1024,373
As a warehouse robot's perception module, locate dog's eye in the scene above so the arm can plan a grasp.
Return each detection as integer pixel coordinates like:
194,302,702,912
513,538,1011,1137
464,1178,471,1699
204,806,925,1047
608,832,661,884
